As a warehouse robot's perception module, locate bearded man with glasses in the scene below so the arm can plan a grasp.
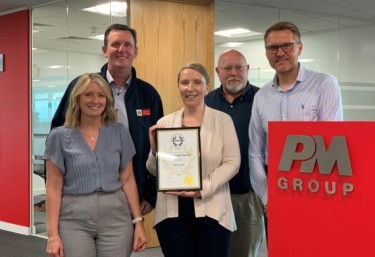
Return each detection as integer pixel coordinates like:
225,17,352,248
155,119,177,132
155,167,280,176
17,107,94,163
205,49,264,257
248,21,343,242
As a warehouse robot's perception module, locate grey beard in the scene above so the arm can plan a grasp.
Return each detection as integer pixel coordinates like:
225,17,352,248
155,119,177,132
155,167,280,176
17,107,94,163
225,83,245,94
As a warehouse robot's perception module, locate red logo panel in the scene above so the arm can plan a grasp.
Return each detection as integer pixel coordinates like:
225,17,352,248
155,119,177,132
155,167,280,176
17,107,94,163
268,122,375,257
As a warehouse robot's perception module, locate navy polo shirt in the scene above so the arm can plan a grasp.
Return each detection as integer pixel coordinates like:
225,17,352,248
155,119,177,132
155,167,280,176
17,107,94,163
205,83,259,193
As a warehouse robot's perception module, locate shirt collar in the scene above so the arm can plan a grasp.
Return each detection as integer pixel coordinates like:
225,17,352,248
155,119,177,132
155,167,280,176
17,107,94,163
106,70,132,89
271,63,304,91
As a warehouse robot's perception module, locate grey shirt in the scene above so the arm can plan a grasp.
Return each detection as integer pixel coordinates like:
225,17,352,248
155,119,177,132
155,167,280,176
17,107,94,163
107,69,131,128
44,123,135,195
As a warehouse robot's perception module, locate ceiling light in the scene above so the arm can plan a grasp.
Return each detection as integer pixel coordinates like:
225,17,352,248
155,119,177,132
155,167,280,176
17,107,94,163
83,2,127,17
299,59,315,63
218,42,244,47
89,34,105,41
32,48,49,54
227,42,244,47
46,65,63,69
215,28,261,38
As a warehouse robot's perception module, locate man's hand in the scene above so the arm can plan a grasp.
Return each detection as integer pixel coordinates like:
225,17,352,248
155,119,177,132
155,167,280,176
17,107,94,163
140,199,153,215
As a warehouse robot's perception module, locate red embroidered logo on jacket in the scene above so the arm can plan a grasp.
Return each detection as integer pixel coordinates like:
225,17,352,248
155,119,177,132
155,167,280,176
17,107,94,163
136,109,151,116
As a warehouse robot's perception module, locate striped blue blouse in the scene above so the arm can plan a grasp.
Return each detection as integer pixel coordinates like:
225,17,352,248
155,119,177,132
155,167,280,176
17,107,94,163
44,123,135,195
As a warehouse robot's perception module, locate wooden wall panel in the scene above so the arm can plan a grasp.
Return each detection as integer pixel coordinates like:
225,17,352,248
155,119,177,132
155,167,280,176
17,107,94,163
130,0,214,115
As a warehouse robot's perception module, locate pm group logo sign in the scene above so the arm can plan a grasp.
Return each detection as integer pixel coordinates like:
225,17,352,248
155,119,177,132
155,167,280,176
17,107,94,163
268,122,375,257
277,135,354,197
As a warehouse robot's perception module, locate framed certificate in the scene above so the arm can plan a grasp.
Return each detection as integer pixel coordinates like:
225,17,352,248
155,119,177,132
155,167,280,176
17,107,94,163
156,127,202,191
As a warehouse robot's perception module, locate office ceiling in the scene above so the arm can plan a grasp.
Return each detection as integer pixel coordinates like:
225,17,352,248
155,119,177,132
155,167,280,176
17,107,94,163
1,0,374,20
1,0,374,52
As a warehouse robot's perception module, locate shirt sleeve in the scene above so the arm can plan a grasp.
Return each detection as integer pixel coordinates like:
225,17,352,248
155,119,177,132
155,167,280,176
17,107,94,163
248,95,268,205
43,127,65,174
200,114,241,199
146,118,165,176
146,151,157,176
318,75,344,121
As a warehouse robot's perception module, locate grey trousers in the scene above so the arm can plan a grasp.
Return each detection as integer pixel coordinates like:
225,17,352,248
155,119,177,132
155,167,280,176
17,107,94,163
58,190,133,257
229,191,265,257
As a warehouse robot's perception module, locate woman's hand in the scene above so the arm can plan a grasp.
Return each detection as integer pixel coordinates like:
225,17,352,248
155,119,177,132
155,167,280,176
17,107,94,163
46,234,64,257
132,222,147,252
165,191,202,199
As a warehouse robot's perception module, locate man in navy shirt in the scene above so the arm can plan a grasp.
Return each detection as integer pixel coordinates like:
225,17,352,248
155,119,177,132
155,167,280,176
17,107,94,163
205,49,264,257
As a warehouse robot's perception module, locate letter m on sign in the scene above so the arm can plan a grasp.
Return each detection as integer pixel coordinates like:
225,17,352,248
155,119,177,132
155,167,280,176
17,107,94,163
278,135,352,176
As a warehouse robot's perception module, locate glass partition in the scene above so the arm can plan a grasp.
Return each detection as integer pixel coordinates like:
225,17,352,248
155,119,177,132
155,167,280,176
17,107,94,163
31,0,128,236
214,4,375,121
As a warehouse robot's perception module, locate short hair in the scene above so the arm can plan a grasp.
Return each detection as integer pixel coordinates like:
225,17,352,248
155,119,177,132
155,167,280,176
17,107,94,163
65,73,117,128
103,23,137,47
264,21,301,43
177,63,210,85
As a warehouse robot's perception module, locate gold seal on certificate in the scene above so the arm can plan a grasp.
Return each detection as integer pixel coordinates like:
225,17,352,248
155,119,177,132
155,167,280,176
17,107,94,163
156,127,202,191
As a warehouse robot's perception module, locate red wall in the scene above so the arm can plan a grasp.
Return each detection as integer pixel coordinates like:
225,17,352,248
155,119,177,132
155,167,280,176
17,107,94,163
0,10,30,228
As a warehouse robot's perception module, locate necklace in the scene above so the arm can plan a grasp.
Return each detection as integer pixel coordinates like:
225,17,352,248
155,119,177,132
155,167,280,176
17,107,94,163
84,133,96,141
79,127,98,142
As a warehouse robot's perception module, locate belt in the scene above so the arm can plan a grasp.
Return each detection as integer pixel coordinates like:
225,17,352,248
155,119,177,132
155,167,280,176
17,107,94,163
231,188,253,194
65,189,119,197
96,190,118,195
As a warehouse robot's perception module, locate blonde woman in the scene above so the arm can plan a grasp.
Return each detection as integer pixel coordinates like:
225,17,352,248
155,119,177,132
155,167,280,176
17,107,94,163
44,73,147,257
147,63,240,257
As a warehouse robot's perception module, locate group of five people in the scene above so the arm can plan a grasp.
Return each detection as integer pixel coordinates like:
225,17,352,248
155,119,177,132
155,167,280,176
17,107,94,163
44,21,343,257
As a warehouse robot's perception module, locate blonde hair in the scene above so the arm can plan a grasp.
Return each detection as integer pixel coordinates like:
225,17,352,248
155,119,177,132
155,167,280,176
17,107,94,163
177,62,210,84
64,73,117,127
264,21,301,43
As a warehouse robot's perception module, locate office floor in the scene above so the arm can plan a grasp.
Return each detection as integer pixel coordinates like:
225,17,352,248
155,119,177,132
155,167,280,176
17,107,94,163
33,194,267,257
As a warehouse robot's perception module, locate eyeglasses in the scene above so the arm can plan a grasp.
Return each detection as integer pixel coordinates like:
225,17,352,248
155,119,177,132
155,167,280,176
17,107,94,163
265,42,299,54
221,65,246,73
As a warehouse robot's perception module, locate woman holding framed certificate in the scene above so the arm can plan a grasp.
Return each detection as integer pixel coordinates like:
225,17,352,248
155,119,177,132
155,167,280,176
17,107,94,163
146,63,241,257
